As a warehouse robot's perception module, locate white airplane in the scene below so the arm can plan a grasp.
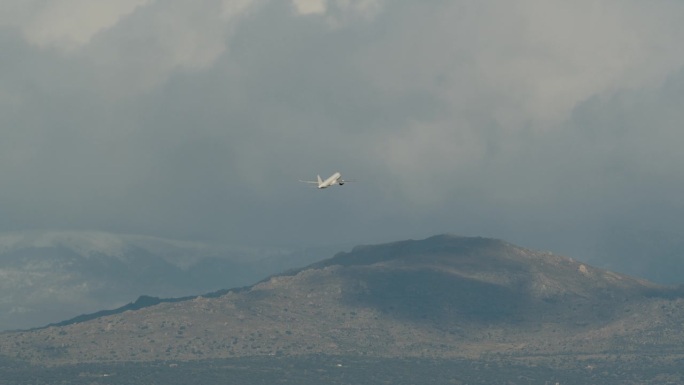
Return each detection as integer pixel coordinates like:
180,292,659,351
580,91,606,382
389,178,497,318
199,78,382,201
299,172,351,189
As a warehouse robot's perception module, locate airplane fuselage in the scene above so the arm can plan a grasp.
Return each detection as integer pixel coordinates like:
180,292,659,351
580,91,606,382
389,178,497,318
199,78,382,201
318,172,342,189
300,172,349,189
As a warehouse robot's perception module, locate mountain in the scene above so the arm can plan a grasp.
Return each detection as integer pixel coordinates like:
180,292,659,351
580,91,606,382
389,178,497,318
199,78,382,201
2,234,683,368
0,231,340,331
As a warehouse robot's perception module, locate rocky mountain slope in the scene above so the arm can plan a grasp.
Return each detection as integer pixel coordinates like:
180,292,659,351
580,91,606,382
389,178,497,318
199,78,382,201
1,234,683,366
0,231,337,331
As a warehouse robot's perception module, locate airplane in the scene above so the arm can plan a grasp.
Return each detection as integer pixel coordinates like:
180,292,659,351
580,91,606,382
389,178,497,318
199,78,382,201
299,172,351,189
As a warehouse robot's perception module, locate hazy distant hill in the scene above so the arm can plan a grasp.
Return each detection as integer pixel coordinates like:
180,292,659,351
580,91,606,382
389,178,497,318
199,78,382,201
2,234,683,368
0,231,340,331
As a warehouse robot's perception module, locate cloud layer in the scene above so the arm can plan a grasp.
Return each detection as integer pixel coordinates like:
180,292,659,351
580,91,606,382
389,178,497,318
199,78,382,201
1,1,684,282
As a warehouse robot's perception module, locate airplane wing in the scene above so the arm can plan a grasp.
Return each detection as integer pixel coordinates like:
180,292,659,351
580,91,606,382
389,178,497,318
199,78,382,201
298,180,319,184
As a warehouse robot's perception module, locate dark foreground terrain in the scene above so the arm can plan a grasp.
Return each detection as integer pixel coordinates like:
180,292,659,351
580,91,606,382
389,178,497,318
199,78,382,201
2,354,683,385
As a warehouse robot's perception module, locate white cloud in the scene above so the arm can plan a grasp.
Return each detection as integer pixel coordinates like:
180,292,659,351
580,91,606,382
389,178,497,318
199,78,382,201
1,0,684,272
351,1,684,203
334,0,383,19
4,0,153,51
293,0,327,15
0,0,262,95
360,1,684,125
292,0,384,26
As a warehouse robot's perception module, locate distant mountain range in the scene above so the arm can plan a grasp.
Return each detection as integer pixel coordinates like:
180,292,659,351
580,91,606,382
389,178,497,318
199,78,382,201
2,234,683,368
0,231,344,331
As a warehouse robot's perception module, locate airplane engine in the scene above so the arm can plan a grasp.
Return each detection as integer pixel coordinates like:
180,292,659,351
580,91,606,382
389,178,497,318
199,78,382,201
339,182,345,185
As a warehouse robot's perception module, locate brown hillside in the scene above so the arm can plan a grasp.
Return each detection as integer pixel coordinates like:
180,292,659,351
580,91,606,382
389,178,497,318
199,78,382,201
1,235,682,365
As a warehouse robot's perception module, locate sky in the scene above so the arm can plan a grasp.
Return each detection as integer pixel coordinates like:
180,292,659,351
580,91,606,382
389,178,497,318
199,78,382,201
2,0,684,283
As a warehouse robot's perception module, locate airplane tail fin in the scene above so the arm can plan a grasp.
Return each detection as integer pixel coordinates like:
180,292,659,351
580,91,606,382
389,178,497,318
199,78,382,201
317,175,323,185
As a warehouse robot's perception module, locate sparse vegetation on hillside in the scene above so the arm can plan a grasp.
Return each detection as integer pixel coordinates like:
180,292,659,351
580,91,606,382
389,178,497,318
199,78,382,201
1,235,683,384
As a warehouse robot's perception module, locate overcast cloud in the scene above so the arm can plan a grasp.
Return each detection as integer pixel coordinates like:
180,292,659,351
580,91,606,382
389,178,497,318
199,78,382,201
2,0,684,282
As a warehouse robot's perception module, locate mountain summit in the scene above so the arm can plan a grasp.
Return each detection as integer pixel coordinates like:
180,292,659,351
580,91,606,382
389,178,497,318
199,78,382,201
1,235,682,365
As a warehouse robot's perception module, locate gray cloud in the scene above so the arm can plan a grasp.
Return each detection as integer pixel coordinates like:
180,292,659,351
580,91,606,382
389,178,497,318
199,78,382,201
1,1,684,282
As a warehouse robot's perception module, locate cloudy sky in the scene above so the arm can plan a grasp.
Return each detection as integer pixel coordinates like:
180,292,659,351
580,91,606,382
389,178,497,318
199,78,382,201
2,0,684,282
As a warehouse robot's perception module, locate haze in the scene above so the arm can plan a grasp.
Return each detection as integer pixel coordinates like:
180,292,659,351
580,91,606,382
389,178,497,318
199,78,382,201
1,0,684,283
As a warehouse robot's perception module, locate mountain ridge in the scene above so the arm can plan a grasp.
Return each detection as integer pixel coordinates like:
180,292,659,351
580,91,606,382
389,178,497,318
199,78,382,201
0,230,340,331
1,234,683,366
